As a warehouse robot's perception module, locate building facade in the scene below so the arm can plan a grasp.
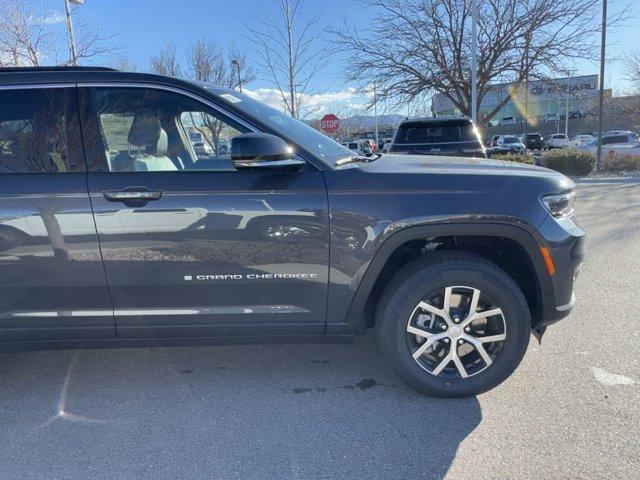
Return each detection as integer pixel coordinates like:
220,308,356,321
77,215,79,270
432,75,604,123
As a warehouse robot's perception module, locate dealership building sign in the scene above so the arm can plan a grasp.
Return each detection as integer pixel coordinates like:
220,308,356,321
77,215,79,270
528,77,597,97
432,75,601,119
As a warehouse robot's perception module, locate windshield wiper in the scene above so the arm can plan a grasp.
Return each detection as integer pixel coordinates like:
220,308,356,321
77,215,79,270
335,153,382,166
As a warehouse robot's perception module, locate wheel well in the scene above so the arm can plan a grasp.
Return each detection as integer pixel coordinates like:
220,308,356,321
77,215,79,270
363,235,542,328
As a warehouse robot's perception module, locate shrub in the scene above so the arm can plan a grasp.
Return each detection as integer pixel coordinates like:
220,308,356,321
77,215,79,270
545,149,596,176
602,152,640,172
491,152,535,165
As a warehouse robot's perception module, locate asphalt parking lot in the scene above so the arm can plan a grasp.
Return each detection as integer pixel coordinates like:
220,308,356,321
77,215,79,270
1,178,638,480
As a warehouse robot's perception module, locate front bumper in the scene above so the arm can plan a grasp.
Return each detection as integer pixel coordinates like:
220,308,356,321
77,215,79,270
537,214,586,326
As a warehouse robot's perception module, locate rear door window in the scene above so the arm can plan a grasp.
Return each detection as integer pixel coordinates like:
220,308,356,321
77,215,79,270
0,88,84,174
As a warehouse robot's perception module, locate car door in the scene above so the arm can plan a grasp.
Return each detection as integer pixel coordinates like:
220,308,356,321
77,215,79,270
0,85,114,341
79,85,329,339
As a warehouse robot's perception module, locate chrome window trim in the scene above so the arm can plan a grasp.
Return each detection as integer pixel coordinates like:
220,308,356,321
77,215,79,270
0,83,76,90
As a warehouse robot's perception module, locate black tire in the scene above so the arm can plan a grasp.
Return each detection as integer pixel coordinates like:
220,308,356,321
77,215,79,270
375,252,531,397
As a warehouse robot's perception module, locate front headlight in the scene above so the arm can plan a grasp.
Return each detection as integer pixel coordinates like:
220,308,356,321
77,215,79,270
541,191,575,218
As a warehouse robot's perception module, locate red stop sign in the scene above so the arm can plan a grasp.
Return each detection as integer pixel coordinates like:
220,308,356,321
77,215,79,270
320,114,340,134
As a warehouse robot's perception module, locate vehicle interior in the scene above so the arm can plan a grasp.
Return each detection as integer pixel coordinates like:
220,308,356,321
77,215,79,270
90,88,247,173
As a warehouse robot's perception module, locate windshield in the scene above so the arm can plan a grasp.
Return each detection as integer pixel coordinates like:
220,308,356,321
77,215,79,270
205,87,352,164
502,137,519,144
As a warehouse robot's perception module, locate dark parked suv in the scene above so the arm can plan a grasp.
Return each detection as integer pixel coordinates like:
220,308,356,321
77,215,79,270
389,116,486,157
523,132,544,150
0,67,585,397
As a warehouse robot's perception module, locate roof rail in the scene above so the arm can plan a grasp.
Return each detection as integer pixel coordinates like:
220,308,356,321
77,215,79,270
0,66,117,73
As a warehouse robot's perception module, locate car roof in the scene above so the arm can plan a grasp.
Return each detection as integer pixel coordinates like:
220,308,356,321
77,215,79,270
399,115,472,125
0,66,227,96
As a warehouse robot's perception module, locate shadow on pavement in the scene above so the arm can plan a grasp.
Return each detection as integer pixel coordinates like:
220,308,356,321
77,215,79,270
0,330,481,480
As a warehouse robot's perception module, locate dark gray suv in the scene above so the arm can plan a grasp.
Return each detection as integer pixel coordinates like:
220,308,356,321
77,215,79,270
0,67,585,397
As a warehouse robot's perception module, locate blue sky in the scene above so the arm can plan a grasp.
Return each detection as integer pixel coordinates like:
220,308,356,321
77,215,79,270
40,0,640,113
74,0,360,90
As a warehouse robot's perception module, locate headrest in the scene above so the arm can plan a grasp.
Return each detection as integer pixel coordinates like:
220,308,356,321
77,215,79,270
127,109,167,156
151,128,168,156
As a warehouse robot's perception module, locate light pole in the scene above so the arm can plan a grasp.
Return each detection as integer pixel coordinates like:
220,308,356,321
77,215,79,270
595,0,607,170
564,91,570,136
373,84,379,147
231,59,242,93
470,0,478,123
523,32,530,136
562,69,576,137
64,0,83,65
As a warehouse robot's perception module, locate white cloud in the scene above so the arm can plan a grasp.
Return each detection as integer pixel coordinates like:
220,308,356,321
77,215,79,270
243,87,371,118
41,11,66,25
243,88,287,111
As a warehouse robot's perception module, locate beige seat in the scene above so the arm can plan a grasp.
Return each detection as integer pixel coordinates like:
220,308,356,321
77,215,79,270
111,109,177,172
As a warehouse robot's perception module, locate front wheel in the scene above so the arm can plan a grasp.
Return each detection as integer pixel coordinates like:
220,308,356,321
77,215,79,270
376,253,531,397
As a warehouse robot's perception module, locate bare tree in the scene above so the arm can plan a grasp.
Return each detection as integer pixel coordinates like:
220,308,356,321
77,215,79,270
109,55,137,72
68,12,120,65
0,0,53,66
333,0,631,121
245,0,331,118
624,48,640,93
149,42,181,77
187,39,255,87
0,0,120,67
185,39,256,151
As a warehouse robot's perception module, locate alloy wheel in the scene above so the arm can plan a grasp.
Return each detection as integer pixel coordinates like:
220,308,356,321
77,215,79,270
406,285,507,379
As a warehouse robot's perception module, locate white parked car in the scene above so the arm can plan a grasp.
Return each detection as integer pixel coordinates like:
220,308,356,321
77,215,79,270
498,116,518,126
341,139,373,157
567,135,595,149
545,133,569,149
543,113,560,123
577,132,640,156
192,141,213,156
489,135,527,155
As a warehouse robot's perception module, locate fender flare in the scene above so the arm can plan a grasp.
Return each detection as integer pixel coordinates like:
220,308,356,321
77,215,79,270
344,222,553,333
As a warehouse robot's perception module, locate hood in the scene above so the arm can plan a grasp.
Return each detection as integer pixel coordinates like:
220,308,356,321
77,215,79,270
357,153,567,180
324,153,575,232
329,153,575,199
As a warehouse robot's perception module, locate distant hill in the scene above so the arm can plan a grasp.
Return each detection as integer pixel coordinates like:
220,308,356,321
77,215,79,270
341,114,406,129
307,114,406,129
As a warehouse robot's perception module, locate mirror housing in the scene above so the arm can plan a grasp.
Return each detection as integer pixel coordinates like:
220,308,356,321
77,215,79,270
232,133,302,170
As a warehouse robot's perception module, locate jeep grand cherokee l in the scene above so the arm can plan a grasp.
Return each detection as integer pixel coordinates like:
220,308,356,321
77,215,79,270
388,116,486,158
0,67,585,397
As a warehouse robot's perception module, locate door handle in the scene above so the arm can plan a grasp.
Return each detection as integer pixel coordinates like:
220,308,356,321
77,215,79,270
103,189,163,202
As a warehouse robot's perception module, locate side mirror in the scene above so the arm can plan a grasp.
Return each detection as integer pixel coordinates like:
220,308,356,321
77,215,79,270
232,133,303,171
